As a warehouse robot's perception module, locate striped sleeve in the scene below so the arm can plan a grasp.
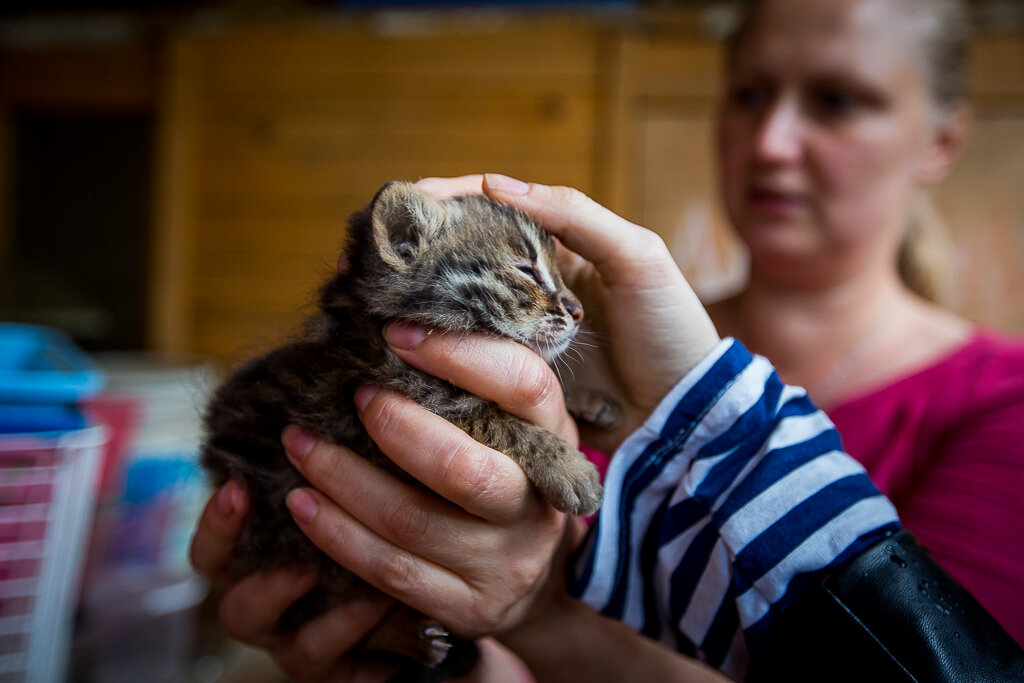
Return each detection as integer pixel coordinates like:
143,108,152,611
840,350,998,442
570,338,900,680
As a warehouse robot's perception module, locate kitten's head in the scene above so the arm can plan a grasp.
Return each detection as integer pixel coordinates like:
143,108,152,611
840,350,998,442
327,181,583,363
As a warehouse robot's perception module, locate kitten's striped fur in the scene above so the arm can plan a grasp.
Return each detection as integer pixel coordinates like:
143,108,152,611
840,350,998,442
201,181,603,679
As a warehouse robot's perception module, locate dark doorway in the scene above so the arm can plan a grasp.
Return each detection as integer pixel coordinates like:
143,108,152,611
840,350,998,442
2,113,153,351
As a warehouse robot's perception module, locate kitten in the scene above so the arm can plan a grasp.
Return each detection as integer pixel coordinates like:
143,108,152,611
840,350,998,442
200,181,606,680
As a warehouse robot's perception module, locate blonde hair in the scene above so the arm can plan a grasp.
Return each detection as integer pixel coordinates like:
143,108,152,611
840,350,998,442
900,194,956,306
897,0,970,306
727,0,971,305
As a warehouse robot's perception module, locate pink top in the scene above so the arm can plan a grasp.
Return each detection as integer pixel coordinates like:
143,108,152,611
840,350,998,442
828,330,1024,645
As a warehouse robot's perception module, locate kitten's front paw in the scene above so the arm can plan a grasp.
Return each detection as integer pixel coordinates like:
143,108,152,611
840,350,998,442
536,455,603,517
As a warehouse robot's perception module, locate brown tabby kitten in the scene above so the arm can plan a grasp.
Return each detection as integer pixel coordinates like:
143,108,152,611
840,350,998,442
200,181,604,680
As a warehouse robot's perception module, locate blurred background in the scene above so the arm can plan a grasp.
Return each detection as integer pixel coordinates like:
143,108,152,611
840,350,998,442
0,0,1021,681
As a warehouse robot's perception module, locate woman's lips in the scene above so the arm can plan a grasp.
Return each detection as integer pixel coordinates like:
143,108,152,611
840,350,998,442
748,188,804,216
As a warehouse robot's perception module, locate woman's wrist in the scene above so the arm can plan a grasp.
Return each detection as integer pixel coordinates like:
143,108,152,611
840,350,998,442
498,594,726,683
495,592,583,680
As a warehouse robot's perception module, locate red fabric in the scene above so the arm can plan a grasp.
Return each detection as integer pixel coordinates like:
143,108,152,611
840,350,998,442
828,330,1024,645
579,442,611,483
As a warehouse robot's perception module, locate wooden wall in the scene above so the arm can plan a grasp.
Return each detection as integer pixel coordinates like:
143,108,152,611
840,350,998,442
936,32,1024,330
149,12,1024,364
153,15,608,363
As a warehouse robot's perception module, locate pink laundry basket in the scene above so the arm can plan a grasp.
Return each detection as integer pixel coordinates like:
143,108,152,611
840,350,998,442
0,426,104,683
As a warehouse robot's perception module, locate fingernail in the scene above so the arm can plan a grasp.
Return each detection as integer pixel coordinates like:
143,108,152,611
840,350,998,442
384,322,429,350
282,425,317,462
485,173,530,196
353,384,380,413
286,488,319,525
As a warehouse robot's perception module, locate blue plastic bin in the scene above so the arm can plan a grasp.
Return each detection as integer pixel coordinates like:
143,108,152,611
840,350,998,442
0,323,105,433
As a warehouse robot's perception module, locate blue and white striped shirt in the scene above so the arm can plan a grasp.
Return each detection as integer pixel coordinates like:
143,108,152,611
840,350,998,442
571,339,901,680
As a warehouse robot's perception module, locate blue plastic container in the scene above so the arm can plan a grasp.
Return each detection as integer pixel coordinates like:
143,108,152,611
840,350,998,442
0,323,105,433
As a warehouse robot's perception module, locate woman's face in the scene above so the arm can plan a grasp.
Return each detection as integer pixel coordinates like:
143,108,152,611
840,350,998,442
718,0,948,286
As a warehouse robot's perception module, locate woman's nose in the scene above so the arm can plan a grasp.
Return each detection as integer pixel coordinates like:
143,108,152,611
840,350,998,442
755,97,803,164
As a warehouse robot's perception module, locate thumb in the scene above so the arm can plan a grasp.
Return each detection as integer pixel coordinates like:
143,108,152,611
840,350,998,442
482,174,679,289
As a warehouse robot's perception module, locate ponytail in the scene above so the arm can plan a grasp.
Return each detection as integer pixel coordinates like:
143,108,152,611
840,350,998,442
898,193,956,306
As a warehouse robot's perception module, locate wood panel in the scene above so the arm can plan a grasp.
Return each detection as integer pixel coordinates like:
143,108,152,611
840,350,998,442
935,115,1024,330
0,45,157,112
149,37,199,355
640,112,747,304
971,33,1024,105
157,16,604,362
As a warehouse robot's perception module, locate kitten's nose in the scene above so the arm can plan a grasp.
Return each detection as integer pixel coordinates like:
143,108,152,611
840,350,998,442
562,297,584,325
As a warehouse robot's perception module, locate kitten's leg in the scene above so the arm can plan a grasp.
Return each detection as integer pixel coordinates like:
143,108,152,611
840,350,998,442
565,387,623,430
459,412,603,516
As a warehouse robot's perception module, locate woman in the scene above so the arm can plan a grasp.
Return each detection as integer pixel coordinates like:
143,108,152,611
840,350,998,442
708,0,1024,645
190,0,1024,679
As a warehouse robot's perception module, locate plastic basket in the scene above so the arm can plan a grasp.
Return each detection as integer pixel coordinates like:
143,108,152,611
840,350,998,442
0,426,105,683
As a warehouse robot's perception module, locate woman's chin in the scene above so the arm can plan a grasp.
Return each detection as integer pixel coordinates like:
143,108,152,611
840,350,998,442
740,223,822,263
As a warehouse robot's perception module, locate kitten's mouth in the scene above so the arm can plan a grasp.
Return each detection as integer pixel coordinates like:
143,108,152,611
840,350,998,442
529,331,574,364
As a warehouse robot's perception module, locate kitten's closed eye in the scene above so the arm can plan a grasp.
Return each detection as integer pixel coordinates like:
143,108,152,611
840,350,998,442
517,263,546,288
520,260,561,294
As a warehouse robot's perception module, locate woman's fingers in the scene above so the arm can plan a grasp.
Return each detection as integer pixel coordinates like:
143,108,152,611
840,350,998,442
221,567,396,682
418,172,667,287
417,173,687,298
218,567,319,648
284,485,476,627
190,483,399,682
382,325,578,445
285,481,558,637
415,175,485,200
189,480,250,584
483,174,721,410
450,638,535,683
482,174,682,289
280,423,565,636
282,411,532,528
356,387,551,523
273,593,397,681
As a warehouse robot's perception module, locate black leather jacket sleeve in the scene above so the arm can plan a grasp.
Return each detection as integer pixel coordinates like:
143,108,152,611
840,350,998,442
747,530,1024,682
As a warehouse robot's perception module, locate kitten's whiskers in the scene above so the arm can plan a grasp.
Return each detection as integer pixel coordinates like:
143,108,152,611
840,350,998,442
564,344,587,368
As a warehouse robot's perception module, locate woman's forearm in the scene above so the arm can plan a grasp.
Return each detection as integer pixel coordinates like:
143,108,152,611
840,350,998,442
499,596,729,683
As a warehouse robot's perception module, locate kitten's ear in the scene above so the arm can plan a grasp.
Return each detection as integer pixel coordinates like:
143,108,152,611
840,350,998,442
370,181,445,269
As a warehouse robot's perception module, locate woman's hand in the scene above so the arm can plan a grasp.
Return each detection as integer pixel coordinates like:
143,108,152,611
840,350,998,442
417,174,721,450
189,329,578,680
189,174,722,679
190,474,546,682
283,326,577,638
190,481,399,681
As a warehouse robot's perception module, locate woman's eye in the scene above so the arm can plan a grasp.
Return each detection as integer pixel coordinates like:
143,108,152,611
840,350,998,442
730,84,769,111
813,89,864,118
